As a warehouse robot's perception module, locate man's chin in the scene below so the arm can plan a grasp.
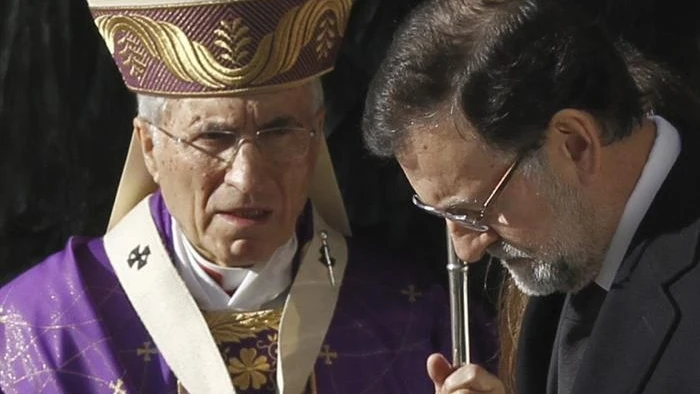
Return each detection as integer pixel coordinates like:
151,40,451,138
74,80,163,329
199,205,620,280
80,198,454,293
500,256,533,267
221,253,268,268
510,277,560,296
503,257,598,296
209,239,271,268
498,258,550,295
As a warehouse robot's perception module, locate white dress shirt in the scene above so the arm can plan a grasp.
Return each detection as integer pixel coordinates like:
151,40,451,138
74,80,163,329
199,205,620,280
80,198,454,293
595,116,681,290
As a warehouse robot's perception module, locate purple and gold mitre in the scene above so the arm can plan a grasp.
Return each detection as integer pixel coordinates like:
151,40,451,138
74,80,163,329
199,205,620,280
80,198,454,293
88,0,352,96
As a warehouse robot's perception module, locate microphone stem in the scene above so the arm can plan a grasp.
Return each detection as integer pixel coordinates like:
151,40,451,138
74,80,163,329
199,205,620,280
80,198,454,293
447,230,470,366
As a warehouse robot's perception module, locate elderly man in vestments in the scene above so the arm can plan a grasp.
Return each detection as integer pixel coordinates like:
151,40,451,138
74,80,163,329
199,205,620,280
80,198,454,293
0,0,497,393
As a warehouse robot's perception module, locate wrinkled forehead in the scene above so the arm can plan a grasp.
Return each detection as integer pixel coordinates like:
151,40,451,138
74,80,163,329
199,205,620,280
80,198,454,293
397,114,506,204
396,111,487,169
163,83,319,127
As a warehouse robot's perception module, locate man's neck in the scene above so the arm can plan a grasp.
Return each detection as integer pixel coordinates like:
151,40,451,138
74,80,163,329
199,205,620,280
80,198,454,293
593,116,681,290
599,119,658,235
171,218,297,311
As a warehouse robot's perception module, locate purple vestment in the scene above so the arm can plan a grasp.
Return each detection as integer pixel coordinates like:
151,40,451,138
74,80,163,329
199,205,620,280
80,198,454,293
0,193,496,393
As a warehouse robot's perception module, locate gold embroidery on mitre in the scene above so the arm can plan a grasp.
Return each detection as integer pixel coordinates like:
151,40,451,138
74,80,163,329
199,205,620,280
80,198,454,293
315,14,337,59
117,33,148,80
214,18,252,68
94,0,351,90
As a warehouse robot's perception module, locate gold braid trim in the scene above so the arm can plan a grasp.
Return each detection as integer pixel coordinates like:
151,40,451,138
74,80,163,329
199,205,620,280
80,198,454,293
94,0,351,89
203,309,283,345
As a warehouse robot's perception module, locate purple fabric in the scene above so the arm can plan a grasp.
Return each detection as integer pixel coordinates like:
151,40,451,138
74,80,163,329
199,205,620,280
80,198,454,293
0,194,497,393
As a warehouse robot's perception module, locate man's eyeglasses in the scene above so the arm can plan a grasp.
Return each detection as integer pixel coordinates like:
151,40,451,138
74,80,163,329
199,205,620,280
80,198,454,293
142,119,316,166
412,155,522,232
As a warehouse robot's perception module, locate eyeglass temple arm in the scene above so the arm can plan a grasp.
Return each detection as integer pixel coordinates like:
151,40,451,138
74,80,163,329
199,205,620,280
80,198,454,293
481,156,522,209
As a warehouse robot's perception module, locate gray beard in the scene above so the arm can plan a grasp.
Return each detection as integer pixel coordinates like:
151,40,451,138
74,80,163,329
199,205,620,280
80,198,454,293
496,254,600,296
488,159,608,296
486,220,605,296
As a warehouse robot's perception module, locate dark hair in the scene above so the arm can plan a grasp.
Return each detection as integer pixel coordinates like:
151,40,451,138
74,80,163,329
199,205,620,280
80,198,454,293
362,0,645,157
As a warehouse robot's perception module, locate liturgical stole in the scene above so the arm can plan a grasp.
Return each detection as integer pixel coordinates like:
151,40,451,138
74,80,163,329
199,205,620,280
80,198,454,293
103,196,348,394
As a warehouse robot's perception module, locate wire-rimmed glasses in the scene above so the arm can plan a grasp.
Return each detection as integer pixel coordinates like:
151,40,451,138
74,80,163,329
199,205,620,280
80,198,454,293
142,119,317,166
412,155,522,232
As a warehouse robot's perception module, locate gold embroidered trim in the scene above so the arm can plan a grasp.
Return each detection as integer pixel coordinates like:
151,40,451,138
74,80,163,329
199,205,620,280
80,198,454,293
177,307,319,393
92,0,271,11
94,0,351,89
124,67,334,97
203,309,283,344
228,347,272,390
215,18,252,68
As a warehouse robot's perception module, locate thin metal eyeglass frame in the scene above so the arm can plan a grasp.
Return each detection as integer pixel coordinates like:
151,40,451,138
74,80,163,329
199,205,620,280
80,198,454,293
412,155,523,232
142,119,316,165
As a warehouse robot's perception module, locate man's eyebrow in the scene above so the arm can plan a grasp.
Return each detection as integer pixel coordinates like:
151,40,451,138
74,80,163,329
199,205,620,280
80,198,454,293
194,116,304,133
444,197,482,211
259,116,304,129
199,121,240,133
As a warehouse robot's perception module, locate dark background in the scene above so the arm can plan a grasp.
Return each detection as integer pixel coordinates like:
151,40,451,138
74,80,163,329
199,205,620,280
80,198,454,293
1,0,699,316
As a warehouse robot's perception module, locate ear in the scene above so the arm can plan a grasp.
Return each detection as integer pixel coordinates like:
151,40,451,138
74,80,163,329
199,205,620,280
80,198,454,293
544,109,603,185
133,117,161,184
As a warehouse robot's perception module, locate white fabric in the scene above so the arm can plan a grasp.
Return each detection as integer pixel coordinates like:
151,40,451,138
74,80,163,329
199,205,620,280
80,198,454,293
171,218,297,311
193,250,248,293
595,116,681,290
104,196,349,394
275,207,348,394
104,199,235,394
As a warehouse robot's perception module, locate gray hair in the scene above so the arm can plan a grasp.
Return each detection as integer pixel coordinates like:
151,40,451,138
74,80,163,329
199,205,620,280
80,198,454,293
136,79,324,127
137,94,168,126
308,79,324,112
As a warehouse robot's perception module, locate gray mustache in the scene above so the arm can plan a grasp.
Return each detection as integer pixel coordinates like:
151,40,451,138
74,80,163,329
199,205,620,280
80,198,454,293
487,241,532,260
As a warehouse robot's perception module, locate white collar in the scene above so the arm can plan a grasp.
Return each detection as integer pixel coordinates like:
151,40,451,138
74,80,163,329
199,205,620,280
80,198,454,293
594,116,681,290
171,218,297,311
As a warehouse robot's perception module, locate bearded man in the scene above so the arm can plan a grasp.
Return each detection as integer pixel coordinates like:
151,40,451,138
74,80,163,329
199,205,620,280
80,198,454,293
363,0,700,393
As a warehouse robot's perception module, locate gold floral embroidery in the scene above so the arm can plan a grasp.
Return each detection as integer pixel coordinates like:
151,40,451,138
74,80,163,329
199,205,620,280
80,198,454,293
228,348,271,390
203,309,282,344
214,18,252,67
315,15,337,59
117,33,148,80
256,332,279,360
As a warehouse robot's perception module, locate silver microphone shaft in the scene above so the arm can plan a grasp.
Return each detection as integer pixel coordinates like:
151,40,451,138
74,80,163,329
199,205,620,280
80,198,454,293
447,231,470,366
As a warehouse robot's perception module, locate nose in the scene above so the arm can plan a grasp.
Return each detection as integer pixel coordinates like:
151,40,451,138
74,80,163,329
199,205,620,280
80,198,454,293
447,221,499,263
223,141,265,193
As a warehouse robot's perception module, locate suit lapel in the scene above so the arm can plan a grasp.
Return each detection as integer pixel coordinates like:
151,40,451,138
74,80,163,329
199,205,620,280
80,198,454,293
571,214,700,394
516,293,565,394
572,119,700,394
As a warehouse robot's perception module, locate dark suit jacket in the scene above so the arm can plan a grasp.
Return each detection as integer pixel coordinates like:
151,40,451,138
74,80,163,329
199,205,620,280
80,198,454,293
516,120,700,394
